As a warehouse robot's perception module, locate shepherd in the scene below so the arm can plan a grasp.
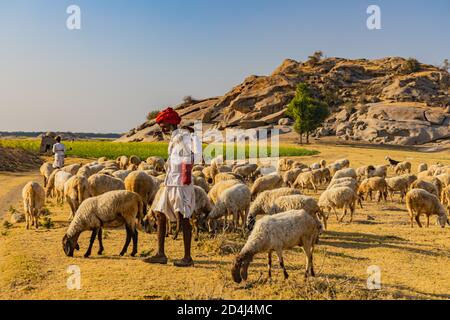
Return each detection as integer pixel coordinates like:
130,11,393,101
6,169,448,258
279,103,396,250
144,107,202,267
52,136,66,169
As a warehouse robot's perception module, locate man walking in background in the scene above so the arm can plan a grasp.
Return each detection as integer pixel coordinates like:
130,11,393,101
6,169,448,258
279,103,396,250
145,107,202,267
52,136,66,169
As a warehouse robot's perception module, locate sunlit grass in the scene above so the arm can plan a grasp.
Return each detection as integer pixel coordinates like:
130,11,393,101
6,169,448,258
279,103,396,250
0,139,318,160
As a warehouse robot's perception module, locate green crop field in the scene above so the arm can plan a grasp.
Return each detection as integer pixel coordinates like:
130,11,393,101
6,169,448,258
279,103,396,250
0,139,318,160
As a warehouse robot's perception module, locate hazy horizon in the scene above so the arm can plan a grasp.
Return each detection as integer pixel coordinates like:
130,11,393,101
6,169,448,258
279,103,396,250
1,0,449,133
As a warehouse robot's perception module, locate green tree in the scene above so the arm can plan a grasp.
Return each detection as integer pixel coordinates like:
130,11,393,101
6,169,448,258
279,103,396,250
286,84,329,144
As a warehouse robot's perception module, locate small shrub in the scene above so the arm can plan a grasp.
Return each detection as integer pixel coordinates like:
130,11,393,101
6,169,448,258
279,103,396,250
401,58,420,74
3,221,13,229
139,249,153,257
146,110,160,121
8,206,16,215
40,217,54,229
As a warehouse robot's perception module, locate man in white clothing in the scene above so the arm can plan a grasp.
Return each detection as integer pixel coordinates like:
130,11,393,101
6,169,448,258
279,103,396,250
145,108,202,267
52,136,66,169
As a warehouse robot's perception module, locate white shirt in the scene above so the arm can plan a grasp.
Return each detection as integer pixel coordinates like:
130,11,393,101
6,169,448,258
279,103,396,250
52,143,66,156
165,129,202,187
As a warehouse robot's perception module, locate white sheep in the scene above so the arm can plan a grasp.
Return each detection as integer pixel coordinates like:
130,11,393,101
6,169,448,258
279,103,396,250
112,170,132,181
64,175,90,220
318,187,357,224
146,156,165,172
282,168,303,187
406,189,448,228
231,209,322,282
208,183,251,232
61,164,81,176
208,179,241,204
410,179,439,197
417,163,428,173
124,171,158,217
54,171,73,205
22,182,45,230
250,174,283,198
245,187,302,232
394,161,412,175
385,175,410,202
357,177,387,202
333,168,357,181
39,162,55,188
368,165,388,179
88,174,125,197
293,171,319,193
62,190,143,258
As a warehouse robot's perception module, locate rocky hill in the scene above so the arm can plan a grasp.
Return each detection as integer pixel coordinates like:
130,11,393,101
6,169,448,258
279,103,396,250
118,56,450,146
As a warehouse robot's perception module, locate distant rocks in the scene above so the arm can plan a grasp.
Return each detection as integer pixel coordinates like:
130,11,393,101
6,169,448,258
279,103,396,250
120,56,450,146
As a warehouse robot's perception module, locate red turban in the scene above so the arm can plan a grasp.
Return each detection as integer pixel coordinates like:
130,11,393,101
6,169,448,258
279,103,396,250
155,107,181,126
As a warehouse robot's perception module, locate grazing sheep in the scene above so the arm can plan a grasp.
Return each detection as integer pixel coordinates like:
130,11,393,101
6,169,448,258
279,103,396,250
436,174,450,188
62,190,143,258
293,171,319,193
418,163,428,173
192,170,205,179
417,170,432,180
193,176,210,193
403,174,418,187
146,156,165,172
112,170,132,181
267,195,320,217
118,156,129,170
129,155,141,166
78,164,104,179
310,162,321,170
22,182,45,230
327,163,342,176
251,174,283,198
442,185,450,209
434,166,450,176
357,177,387,202
327,177,359,192
64,175,90,220
40,163,54,188
124,171,158,217
320,159,326,168
233,164,257,182
367,165,388,179
208,184,251,232
385,176,409,202
61,164,81,176
232,209,322,283
334,159,350,169
421,176,443,199
88,174,125,197
356,165,375,181
245,188,302,231
410,179,439,197
318,187,357,224
214,172,243,185
406,189,448,228
54,171,73,204
319,167,331,185
191,186,213,240
127,164,138,171
333,168,357,181
282,168,303,187
394,161,412,175
138,162,154,171
208,179,241,204
202,165,218,184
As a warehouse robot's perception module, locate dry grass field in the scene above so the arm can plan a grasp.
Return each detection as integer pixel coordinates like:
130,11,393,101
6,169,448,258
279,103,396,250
0,144,449,300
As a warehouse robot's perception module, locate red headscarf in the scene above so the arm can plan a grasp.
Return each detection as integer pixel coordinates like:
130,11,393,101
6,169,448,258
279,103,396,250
155,107,181,126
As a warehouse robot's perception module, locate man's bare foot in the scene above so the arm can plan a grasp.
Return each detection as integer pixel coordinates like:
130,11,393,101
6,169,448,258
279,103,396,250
143,254,168,264
173,257,194,267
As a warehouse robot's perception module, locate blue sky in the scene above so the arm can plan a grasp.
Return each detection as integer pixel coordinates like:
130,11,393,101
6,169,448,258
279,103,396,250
0,0,449,133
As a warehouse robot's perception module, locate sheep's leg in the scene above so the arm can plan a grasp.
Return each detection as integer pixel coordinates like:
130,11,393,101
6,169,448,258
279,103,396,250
339,207,347,223
302,240,315,278
349,203,355,223
333,208,339,221
34,215,39,230
415,215,423,228
131,227,138,257
276,250,289,280
84,228,98,258
97,228,104,255
120,225,132,256
426,215,430,228
267,251,273,279
409,212,414,228
223,211,228,233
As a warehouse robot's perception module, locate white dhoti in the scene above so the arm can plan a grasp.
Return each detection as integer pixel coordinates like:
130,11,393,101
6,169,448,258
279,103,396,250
53,154,65,169
151,185,196,222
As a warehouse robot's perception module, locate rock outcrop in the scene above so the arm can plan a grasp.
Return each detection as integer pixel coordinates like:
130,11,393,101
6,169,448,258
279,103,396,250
119,56,450,146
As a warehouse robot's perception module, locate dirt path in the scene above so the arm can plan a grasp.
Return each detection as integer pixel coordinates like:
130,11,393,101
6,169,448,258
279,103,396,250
0,171,42,219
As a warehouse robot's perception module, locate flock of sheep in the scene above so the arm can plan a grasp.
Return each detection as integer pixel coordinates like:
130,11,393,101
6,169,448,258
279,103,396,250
19,153,450,283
